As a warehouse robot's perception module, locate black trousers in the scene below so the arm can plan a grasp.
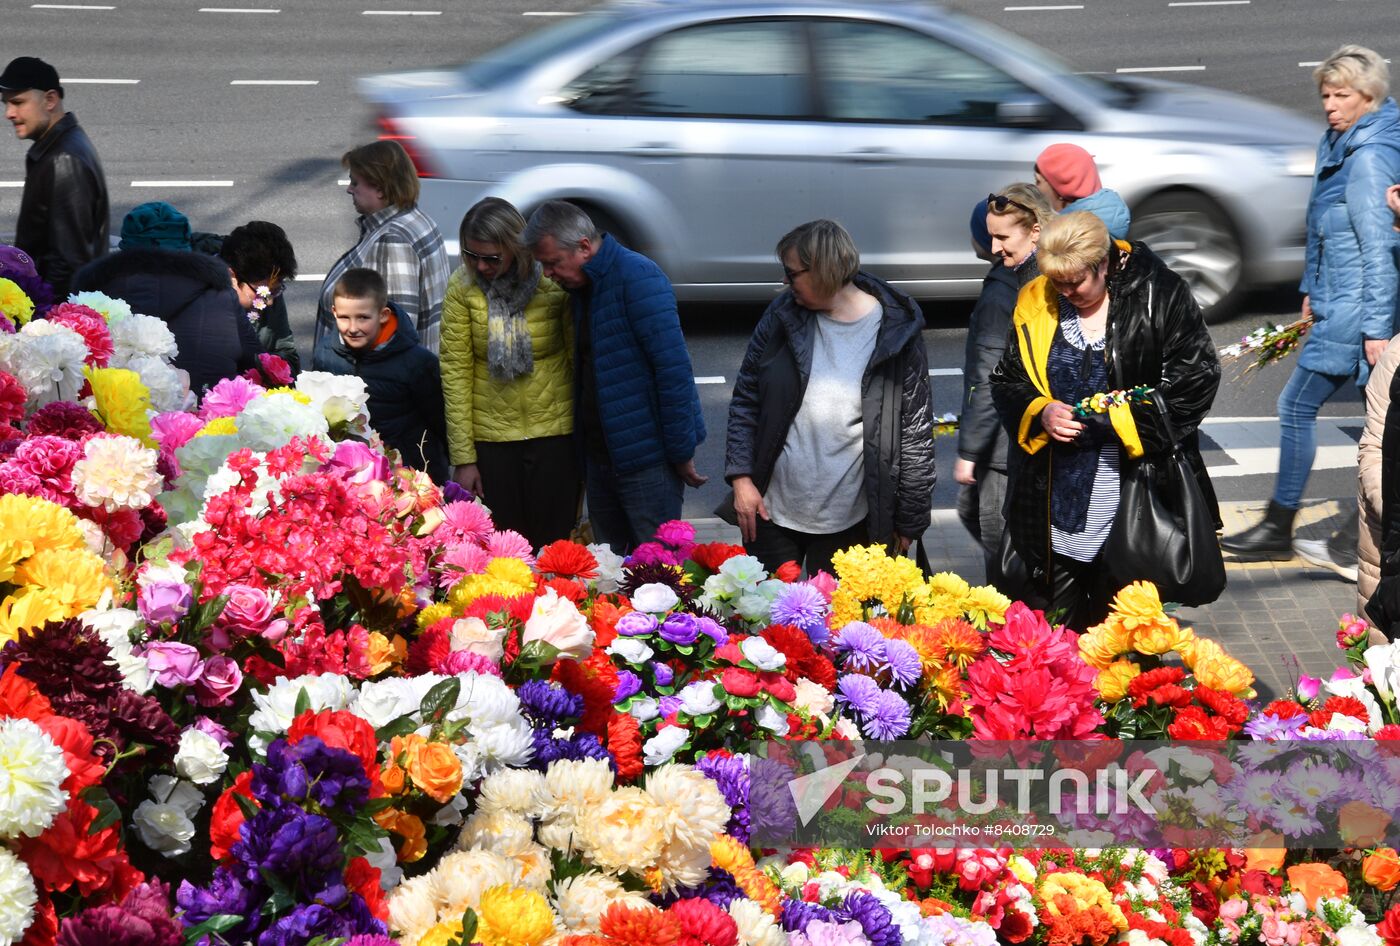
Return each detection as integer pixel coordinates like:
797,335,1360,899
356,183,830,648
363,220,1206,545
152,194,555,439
745,516,869,578
1019,552,1113,633
474,435,580,551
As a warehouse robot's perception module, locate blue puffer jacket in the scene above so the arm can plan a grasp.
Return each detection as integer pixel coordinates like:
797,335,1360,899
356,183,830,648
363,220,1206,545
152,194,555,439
574,235,705,473
1300,97,1400,385
1064,189,1131,241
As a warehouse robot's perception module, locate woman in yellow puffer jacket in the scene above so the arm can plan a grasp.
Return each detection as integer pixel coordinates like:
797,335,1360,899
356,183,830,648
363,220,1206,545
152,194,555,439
440,197,577,549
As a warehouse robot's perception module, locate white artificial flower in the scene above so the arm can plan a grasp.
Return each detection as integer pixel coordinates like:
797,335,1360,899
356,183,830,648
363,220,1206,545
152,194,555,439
718,555,767,588
0,847,36,945
632,583,679,614
113,352,186,412
1323,674,1385,734
467,719,536,772
68,290,133,323
236,392,330,451
0,718,69,840
754,704,790,736
248,674,354,751
628,697,660,723
740,637,787,671
1336,924,1383,946
175,729,229,785
453,673,522,727
643,727,689,766
133,776,203,856
296,371,371,433
366,836,403,890
0,320,88,409
791,678,834,720
1364,642,1400,701
70,435,163,513
607,638,655,665
351,677,423,730
109,311,177,359
80,607,153,693
476,768,550,818
729,897,788,946
586,544,625,593
678,680,722,717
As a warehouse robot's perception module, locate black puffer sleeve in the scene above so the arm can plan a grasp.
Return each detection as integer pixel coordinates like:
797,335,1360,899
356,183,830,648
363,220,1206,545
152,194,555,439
895,331,936,539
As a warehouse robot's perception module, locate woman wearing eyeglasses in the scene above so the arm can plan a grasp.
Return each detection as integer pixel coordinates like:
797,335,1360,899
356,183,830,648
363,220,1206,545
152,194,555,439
216,220,300,375
439,196,577,549
956,184,1053,578
723,219,936,576
990,211,1221,630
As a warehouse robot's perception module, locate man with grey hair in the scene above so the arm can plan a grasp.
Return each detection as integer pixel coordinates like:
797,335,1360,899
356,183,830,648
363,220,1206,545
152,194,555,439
522,200,706,553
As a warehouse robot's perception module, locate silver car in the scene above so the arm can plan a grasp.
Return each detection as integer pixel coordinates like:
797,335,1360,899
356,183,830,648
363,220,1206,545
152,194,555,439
360,0,1318,318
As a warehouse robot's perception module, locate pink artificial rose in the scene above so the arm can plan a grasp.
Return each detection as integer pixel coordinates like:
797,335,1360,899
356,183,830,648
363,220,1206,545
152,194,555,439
142,641,205,688
1296,674,1321,702
449,616,506,662
1218,899,1248,921
195,655,243,707
220,583,275,633
521,587,594,661
328,440,391,484
256,353,293,386
806,571,838,603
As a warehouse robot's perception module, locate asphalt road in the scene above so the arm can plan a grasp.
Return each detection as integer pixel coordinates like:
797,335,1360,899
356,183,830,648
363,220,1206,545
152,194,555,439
3,0,1397,520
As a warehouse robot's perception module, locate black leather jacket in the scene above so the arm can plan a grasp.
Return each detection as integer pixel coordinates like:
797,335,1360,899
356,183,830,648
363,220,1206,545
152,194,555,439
959,255,1040,473
724,271,937,543
15,113,109,301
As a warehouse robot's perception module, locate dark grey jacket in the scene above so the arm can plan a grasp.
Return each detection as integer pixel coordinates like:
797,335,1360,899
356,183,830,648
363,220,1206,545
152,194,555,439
724,272,936,543
958,256,1039,473
15,113,109,301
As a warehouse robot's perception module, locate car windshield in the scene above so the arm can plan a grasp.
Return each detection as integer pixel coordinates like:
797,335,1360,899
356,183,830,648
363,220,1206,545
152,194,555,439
461,10,622,90
939,8,1135,107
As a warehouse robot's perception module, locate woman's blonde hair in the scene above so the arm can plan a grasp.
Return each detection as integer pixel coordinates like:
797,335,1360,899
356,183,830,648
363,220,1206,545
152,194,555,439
1314,45,1389,107
341,140,420,210
988,182,1054,233
775,219,860,299
459,197,532,282
1038,211,1112,282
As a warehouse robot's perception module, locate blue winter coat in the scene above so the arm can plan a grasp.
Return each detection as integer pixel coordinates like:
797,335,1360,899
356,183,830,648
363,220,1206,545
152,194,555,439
573,235,705,474
1299,97,1400,384
1064,189,1131,241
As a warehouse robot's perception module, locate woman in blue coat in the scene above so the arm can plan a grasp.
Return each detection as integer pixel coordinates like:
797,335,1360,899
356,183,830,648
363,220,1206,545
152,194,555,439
1223,45,1400,562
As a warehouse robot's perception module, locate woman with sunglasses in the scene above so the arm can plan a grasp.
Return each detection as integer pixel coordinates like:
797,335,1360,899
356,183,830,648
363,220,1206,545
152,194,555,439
439,196,578,549
956,184,1053,578
990,211,1221,630
723,219,936,576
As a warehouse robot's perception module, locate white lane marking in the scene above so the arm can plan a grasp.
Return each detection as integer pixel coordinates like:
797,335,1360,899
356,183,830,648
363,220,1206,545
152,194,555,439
1301,59,1389,67
65,78,140,84
199,6,281,11
362,9,442,13
131,180,234,187
0,182,24,188
1169,0,1249,5
1200,415,1362,478
1003,4,1083,9
928,368,963,377
230,79,319,85
522,10,579,14
695,376,727,385
1116,65,1207,73
1208,445,1357,478
31,3,113,7
337,179,350,186
294,274,327,282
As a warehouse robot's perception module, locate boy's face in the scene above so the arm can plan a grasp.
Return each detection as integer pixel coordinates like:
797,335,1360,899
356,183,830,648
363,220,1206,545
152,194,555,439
333,295,390,350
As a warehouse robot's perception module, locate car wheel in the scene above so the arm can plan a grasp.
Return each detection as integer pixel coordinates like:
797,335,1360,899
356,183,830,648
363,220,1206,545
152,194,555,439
572,203,639,254
1129,192,1244,323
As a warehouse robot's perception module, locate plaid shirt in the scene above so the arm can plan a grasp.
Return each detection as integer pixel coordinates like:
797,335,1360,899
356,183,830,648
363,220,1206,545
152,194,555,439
316,204,451,354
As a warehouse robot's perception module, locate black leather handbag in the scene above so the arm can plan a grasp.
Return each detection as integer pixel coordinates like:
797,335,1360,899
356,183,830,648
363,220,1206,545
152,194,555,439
1104,391,1226,606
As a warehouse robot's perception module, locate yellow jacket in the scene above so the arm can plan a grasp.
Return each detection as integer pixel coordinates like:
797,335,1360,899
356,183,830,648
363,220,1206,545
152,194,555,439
439,265,573,465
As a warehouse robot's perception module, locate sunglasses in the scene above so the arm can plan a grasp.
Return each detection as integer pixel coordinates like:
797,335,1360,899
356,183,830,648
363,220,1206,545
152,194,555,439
782,266,809,283
463,249,504,264
987,193,1034,215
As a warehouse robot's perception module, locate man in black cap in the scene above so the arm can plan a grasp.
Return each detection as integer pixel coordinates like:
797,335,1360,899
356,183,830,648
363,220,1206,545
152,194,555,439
0,57,108,301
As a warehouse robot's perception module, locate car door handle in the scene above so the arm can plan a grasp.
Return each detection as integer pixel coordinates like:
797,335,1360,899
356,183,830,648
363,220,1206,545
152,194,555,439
844,147,899,163
624,142,682,157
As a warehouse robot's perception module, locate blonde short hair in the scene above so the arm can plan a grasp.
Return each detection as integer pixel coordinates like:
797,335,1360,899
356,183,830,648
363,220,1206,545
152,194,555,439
342,140,420,211
1038,211,1112,282
459,197,532,282
988,182,1054,233
1314,45,1389,106
775,219,860,299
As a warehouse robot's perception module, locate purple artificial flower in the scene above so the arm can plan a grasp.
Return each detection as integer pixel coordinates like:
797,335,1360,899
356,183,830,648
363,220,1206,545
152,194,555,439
345,937,399,946
177,870,258,942
770,582,830,643
1244,713,1307,741
835,674,881,716
697,751,751,843
841,892,901,946
789,920,872,946
659,695,683,718
613,670,643,704
137,579,192,626
653,662,675,687
629,541,683,566
57,880,182,946
189,716,234,748
141,641,204,687
696,616,729,648
254,737,371,814
660,612,701,646
883,639,921,688
861,690,912,741
655,519,697,550
654,868,745,910
616,611,659,637
834,622,886,673
782,901,839,933
518,680,584,727
442,479,472,503
195,654,243,707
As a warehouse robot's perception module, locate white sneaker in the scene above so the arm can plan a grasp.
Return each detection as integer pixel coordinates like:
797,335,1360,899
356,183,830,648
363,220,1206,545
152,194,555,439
1293,537,1359,583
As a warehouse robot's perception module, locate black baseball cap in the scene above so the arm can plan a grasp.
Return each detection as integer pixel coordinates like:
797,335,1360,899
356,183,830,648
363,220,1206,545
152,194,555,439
0,58,62,95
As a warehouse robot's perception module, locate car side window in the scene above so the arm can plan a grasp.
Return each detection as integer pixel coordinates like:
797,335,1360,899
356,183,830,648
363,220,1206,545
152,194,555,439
561,50,639,115
629,20,811,118
812,20,1037,124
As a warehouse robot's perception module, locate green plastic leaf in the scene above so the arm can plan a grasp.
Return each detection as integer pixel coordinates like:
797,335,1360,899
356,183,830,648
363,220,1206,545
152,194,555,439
419,676,461,726
374,714,419,743
294,686,312,718
183,913,243,945
84,787,122,835
234,793,260,821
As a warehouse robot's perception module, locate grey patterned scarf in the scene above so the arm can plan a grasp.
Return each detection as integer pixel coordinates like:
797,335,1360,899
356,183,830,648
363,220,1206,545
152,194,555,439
482,261,543,381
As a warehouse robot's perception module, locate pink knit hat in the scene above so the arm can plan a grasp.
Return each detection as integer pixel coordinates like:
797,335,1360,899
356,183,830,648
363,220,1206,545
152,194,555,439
1035,143,1102,201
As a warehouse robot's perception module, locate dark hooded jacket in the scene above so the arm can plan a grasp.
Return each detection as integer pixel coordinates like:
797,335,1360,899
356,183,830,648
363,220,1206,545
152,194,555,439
16,112,109,302
990,241,1221,576
330,302,449,484
724,271,936,544
72,246,259,395
959,255,1040,473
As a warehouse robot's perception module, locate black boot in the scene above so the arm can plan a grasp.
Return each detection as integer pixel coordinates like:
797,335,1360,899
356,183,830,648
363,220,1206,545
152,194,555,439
1220,501,1297,561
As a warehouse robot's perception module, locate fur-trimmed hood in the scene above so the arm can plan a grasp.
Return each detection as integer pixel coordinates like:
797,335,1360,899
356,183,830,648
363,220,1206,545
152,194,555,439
72,246,235,323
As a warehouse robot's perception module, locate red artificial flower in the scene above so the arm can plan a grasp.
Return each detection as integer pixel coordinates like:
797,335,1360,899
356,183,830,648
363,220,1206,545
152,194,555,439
1239,869,1283,896
538,575,588,604
553,649,619,737
1127,667,1187,701
18,893,56,946
714,640,747,665
536,540,599,580
1261,699,1309,720
20,799,141,900
346,856,388,921
289,708,384,795
1378,724,1400,740
599,902,682,946
670,898,738,946
720,667,762,698
773,561,802,583
1187,879,1219,925
46,303,113,367
589,597,630,649
35,715,105,795
607,711,644,782
1378,903,1400,946
406,619,454,676
1193,686,1250,725
688,542,747,574
761,624,837,689
1138,683,1193,710
209,770,256,861
0,664,52,721
759,672,796,703
1166,706,1233,740
0,370,25,426
1310,695,1370,730
280,623,372,679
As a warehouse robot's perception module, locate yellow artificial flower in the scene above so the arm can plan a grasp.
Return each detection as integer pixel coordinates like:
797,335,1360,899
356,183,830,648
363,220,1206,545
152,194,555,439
1078,621,1132,670
264,387,313,404
1190,639,1256,697
475,884,556,946
85,366,155,446
0,278,34,327
1130,617,1192,656
14,547,113,617
448,556,537,610
196,416,239,438
0,494,86,583
960,584,1009,629
1038,872,1127,929
0,588,69,644
416,602,454,629
1106,581,1170,630
417,919,463,946
1095,660,1142,703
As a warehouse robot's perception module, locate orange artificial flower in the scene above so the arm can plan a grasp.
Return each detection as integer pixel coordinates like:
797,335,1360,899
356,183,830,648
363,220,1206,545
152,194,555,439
598,901,681,946
1243,833,1287,872
367,632,407,675
1340,801,1393,848
1286,862,1348,909
394,733,463,803
374,808,427,863
1365,848,1400,892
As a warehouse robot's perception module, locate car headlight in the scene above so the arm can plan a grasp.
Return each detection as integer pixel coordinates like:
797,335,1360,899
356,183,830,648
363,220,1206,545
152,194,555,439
1263,146,1316,177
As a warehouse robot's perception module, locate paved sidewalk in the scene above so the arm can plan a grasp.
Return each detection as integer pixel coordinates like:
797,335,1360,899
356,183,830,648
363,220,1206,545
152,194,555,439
692,499,1363,702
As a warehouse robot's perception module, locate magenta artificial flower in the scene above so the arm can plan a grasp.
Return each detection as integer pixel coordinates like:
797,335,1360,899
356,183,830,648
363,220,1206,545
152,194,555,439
328,440,391,484
137,578,193,626
142,641,205,687
150,410,205,454
486,528,535,564
441,499,494,543
195,654,244,706
198,375,262,420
